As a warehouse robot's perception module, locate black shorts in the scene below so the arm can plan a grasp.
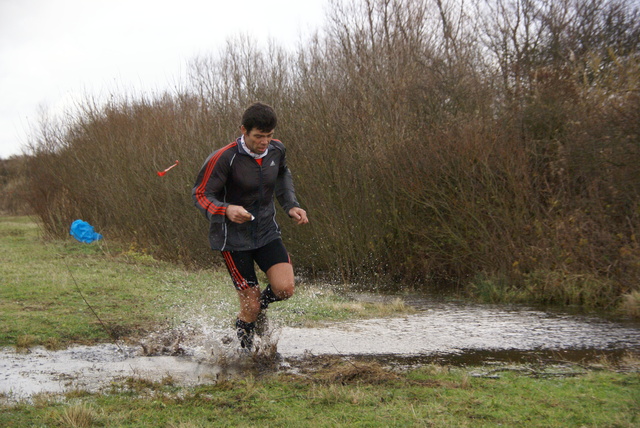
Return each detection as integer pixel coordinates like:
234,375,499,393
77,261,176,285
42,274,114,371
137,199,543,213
221,238,291,290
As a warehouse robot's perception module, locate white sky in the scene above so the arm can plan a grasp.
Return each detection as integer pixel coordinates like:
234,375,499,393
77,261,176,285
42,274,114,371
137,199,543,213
0,0,328,158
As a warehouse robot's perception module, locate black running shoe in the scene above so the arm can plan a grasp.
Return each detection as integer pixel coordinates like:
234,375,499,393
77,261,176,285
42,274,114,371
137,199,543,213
238,331,253,349
236,319,255,350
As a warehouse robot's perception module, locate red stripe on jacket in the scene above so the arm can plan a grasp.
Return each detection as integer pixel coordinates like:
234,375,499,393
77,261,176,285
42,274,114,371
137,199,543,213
194,142,237,216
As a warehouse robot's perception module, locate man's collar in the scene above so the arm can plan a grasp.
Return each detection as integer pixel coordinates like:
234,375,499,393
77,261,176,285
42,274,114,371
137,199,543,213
239,135,269,159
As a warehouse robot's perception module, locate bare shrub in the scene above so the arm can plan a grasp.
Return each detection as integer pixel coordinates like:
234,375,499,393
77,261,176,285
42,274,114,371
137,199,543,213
22,0,640,308
0,155,30,215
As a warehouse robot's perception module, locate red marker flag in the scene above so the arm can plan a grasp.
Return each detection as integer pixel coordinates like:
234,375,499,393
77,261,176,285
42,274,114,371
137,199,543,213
157,160,179,176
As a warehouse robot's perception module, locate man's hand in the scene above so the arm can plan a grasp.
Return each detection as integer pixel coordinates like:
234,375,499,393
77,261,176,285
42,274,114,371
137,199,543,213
289,207,309,225
226,205,253,223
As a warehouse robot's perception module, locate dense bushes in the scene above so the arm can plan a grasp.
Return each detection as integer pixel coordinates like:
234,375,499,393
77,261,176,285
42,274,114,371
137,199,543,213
24,0,640,310
0,155,30,215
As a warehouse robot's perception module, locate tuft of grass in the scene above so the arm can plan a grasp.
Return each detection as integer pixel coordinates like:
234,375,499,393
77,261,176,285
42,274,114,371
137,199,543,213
15,334,38,352
329,298,415,317
311,359,404,386
43,336,63,351
619,291,640,318
57,403,98,428
620,352,640,371
468,274,521,304
371,297,417,316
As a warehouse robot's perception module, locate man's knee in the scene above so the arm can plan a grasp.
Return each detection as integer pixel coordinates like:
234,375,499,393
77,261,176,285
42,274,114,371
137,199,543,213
267,263,295,300
275,280,295,300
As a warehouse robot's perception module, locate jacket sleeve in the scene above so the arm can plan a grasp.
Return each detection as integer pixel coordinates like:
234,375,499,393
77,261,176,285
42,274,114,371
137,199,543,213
275,145,301,215
192,148,231,223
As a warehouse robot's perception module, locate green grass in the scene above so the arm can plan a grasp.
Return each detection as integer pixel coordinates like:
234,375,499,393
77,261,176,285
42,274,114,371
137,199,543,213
1,360,639,427
0,216,411,348
1,216,180,346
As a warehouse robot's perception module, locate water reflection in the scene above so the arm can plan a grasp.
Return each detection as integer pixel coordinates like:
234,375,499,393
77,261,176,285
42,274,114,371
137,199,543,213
278,297,640,357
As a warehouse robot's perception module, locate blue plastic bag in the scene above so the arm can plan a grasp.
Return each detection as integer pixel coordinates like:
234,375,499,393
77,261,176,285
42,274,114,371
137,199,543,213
70,219,103,243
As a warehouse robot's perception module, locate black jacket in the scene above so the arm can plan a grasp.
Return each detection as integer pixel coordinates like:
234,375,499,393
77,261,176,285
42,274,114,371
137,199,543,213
192,137,300,251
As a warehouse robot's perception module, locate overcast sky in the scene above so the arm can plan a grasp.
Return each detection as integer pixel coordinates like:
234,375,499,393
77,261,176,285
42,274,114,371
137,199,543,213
0,0,328,158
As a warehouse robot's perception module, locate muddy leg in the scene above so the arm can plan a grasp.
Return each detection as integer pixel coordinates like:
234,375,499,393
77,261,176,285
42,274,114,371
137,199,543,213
236,287,261,349
237,286,261,323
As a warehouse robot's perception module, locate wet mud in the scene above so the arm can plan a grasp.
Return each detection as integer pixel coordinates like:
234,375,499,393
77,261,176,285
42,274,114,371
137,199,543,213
2,299,639,400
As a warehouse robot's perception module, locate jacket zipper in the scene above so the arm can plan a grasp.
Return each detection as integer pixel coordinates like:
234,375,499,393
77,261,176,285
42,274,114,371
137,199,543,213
255,159,264,247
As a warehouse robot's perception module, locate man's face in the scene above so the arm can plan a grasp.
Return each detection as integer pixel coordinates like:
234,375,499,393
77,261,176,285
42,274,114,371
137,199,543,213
241,126,274,154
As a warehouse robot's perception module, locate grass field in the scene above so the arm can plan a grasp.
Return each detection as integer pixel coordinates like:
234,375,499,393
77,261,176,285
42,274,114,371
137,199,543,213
0,215,409,349
2,357,639,427
1,216,639,427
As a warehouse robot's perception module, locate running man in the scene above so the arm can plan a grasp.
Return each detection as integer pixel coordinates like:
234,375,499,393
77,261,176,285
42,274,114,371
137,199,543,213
192,102,309,350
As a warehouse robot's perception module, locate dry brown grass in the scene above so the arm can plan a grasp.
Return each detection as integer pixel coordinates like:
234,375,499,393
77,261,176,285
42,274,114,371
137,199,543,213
15,334,38,353
307,358,404,385
619,291,640,319
57,403,98,428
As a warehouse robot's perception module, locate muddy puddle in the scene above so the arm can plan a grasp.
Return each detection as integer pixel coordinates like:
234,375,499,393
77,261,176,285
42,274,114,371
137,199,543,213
280,299,640,357
2,298,639,400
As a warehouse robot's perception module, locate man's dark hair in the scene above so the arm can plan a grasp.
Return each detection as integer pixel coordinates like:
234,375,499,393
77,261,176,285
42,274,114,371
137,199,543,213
242,102,277,132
